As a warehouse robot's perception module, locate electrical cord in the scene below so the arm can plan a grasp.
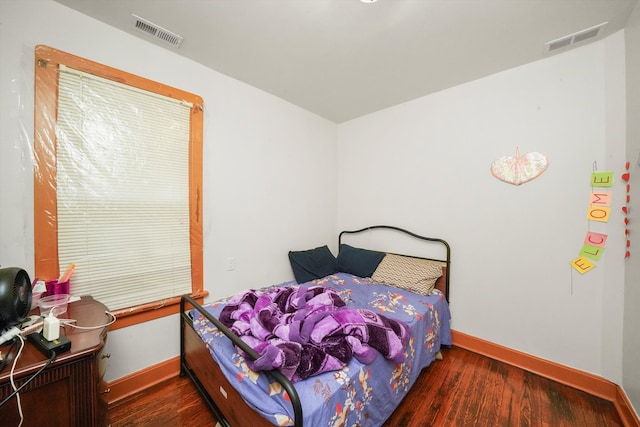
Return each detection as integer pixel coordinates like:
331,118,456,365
0,337,57,409
10,334,25,426
59,310,117,330
0,339,19,373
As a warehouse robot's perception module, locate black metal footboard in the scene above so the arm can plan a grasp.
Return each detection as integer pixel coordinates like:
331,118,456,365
180,294,303,427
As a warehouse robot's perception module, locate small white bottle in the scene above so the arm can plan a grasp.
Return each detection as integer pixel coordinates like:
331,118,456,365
43,310,60,341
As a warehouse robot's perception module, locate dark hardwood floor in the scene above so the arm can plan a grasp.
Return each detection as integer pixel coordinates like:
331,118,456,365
108,346,622,427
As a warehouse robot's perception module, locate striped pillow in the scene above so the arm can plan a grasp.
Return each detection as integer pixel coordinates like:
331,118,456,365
372,253,443,295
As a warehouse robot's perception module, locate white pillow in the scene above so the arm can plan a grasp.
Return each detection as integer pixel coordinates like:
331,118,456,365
372,254,443,295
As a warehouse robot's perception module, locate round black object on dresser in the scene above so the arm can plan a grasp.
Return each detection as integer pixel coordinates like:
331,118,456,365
0,267,32,331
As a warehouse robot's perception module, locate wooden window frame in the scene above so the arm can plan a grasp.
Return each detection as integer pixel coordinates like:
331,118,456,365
33,45,206,330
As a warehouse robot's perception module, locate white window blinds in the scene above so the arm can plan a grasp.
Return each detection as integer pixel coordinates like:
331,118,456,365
56,65,193,311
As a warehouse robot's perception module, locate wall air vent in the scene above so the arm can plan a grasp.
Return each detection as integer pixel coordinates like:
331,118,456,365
131,14,183,48
545,22,608,52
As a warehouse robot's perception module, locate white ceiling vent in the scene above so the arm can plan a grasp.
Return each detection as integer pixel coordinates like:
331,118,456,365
545,22,607,52
131,14,183,48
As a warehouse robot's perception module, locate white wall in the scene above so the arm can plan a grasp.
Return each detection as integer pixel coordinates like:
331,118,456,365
337,35,627,381
624,0,640,413
0,0,337,381
0,0,632,398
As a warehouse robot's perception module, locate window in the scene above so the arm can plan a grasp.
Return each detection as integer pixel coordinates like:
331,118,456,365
33,45,205,329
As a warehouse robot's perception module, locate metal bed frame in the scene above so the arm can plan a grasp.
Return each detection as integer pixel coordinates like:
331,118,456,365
339,225,451,302
180,225,450,427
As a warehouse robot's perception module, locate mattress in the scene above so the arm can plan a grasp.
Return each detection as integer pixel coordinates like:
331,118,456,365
190,272,452,426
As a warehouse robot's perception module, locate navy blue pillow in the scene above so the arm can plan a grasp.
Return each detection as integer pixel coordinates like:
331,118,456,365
337,244,385,278
288,245,338,283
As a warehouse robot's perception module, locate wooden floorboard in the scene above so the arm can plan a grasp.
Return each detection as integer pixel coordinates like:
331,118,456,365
108,346,623,426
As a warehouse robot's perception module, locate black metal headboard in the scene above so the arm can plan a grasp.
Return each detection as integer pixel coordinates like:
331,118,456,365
338,225,451,302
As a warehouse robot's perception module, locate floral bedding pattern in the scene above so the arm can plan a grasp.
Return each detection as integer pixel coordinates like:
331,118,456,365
190,273,452,427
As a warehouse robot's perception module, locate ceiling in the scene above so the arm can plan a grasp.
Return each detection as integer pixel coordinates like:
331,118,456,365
54,0,637,123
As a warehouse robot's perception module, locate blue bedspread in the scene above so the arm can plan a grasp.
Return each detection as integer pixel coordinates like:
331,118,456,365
190,273,452,427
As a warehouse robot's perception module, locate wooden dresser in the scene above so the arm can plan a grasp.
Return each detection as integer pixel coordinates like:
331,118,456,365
0,296,110,427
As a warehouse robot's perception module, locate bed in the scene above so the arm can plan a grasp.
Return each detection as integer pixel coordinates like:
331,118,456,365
180,225,452,427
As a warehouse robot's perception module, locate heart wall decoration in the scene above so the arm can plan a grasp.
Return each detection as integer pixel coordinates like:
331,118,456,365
491,147,549,186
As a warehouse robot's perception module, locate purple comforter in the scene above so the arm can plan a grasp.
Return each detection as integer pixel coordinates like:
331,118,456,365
219,285,410,382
